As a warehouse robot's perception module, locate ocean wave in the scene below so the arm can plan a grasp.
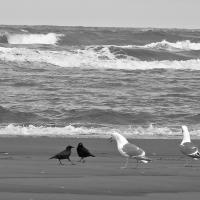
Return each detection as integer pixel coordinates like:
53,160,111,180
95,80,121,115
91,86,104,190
0,124,200,138
0,33,63,44
0,46,200,70
64,109,154,125
143,40,200,51
0,106,40,123
0,105,154,125
1,26,200,46
108,45,194,60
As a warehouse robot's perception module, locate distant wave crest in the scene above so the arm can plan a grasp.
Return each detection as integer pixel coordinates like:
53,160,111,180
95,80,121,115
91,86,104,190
143,40,200,51
0,33,63,44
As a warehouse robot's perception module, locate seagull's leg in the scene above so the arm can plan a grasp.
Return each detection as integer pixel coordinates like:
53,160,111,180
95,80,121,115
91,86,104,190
135,160,139,168
184,158,189,167
185,158,189,166
68,158,75,165
121,157,129,169
184,157,192,167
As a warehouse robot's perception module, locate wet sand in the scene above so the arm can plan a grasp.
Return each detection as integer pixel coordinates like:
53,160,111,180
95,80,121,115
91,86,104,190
0,137,200,200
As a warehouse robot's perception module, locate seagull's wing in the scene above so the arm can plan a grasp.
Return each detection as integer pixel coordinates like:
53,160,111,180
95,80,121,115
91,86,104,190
180,142,200,158
122,143,144,157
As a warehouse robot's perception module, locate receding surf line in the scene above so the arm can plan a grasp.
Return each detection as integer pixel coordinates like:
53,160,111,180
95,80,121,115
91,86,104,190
0,124,199,138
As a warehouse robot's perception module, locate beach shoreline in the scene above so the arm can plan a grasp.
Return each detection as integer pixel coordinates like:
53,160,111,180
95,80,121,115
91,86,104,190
0,137,200,199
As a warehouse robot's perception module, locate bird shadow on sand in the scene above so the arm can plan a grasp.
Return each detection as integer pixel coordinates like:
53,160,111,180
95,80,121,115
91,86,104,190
0,156,14,160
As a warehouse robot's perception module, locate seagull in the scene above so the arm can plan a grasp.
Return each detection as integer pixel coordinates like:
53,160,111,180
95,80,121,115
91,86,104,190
110,132,151,168
49,145,75,165
179,125,200,166
77,143,95,163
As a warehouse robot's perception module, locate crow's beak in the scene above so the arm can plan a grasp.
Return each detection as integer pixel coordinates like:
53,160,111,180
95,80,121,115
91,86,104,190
108,137,113,143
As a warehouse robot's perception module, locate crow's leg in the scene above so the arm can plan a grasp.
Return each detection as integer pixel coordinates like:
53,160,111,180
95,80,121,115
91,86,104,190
59,159,64,165
78,158,83,162
68,158,75,165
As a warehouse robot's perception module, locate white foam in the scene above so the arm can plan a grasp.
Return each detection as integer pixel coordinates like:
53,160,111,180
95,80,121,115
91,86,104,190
7,33,63,45
0,46,200,70
0,124,109,138
121,40,200,51
143,40,200,51
0,124,200,138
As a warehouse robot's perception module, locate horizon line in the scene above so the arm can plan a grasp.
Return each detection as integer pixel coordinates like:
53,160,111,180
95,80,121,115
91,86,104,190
0,24,200,30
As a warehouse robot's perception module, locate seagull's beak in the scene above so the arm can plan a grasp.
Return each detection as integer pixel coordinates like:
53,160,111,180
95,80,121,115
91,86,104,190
108,136,113,143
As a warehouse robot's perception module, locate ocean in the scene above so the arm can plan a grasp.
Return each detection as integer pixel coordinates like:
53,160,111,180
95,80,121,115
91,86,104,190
0,25,200,138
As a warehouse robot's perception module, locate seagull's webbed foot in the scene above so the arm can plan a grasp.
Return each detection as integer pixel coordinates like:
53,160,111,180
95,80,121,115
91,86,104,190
120,166,127,169
184,164,193,167
184,158,193,167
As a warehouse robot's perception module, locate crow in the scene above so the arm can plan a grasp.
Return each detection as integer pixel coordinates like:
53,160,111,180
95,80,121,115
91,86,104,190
50,145,75,165
77,143,95,163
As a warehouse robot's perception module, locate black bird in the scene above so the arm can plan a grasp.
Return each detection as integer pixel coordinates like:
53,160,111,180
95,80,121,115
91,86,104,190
50,145,75,165
77,143,95,163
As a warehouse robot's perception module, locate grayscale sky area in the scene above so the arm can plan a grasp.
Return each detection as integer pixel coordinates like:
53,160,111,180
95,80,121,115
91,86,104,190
0,0,199,28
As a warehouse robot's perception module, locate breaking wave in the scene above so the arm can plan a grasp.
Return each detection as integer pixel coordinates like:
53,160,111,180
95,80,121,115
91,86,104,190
0,124,200,138
0,33,63,44
143,40,200,51
0,46,200,70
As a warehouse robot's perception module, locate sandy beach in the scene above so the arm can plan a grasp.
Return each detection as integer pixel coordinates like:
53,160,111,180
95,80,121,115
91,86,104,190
0,137,200,200
1,1,200,199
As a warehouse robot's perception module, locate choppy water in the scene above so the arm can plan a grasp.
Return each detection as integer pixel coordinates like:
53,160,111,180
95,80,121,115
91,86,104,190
0,25,200,138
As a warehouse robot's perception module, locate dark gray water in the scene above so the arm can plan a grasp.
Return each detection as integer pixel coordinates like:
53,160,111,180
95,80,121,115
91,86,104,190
0,26,200,137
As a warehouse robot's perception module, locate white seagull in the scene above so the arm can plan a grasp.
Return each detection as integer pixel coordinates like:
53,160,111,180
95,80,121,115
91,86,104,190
110,132,151,168
180,125,200,166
